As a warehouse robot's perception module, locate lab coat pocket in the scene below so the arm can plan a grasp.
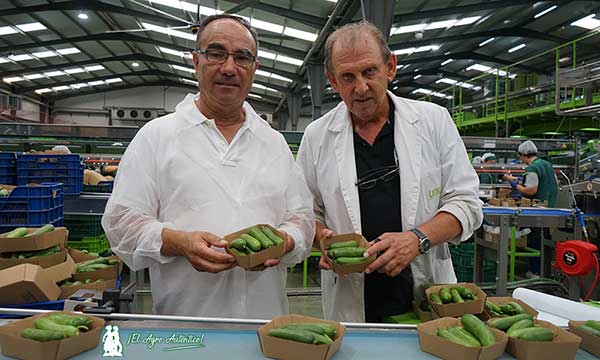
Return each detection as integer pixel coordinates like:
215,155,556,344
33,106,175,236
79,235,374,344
419,167,442,214
435,242,451,261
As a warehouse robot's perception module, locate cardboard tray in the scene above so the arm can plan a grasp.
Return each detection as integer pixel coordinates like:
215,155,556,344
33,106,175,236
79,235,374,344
568,320,600,358
72,256,122,281
59,278,117,299
505,319,581,360
418,317,508,360
0,311,104,360
224,224,286,269
68,249,99,263
257,314,345,360
426,283,486,318
0,228,68,254
320,233,375,275
413,300,434,322
0,255,76,305
479,297,538,321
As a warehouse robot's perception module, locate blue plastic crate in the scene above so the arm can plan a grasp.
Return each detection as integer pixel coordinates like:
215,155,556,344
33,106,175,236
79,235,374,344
16,154,83,195
0,182,64,233
0,152,16,185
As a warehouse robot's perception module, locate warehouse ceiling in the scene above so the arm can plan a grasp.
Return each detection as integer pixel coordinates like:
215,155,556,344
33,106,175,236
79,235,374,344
0,0,600,113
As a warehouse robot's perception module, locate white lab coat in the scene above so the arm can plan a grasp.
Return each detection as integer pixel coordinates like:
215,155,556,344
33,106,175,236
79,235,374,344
102,93,314,319
296,92,482,322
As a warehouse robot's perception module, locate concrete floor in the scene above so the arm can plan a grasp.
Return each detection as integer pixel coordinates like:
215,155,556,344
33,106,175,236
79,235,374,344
125,255,324,318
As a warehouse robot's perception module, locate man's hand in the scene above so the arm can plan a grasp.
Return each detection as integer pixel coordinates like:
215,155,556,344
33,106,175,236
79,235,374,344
364,232,420,277
180,231,236,273
315,227,334,270
503,174,517,182
248,230,295,271
510,180,519,190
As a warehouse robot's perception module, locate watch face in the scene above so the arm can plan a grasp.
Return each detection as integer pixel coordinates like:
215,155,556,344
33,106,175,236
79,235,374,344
422,239,431,253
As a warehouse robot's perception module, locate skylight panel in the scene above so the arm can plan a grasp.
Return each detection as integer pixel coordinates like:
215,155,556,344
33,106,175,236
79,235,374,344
9,54,33,61
84,65,105,72
16,22,47,32
172,64,195,73
283,27,318,42
571,14,600,29
24,74,44,80
534,5,558,19
57,47,81,55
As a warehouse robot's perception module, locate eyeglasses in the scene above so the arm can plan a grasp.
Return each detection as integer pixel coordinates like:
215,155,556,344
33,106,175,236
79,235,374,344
197,48,256,68
355,165,399,190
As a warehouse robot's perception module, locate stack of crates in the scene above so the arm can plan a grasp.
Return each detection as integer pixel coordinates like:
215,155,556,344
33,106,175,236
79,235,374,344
0,152,16,185
0,182,64,233
449,242,497,282
65,214,110,253
16,153,83,195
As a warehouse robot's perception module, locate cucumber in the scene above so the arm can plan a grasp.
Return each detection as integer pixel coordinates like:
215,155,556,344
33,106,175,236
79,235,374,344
25,224,55,237
229,238,247,251
461,314,495,346
47,314,91,330
21,328,66,342
35,318,79,337
229,248,246,256
437,328,478,348
77,263,110,272
335,256,367,265
450,288,464,303
6,227,29,238
508,302,526,314
439,288,452,304
77,258,110,269
578,325,600,337
261,226,284,246
499,304,516,315
327,247,367,259
485,302,504,317
419,301,431,312
268,328,315,344
584,320,600,332
429,293,443,305
453,286,474,300
239,234,262,252
248,226,273,248
284,323,336,337
506,319,534,337
514,326,554,342
447,326,481,347
0,189,8,196
328,240,358,249
489,313,533,331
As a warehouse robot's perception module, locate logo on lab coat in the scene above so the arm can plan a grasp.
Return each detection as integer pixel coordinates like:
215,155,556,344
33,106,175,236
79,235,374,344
102,325,123,357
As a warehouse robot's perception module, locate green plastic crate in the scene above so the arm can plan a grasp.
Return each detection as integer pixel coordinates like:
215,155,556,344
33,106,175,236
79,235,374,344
454,261,496,283
67,234,110,253
64,214,104,240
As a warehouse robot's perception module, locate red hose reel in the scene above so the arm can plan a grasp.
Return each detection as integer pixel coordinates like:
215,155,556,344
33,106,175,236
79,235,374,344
556,240,598,276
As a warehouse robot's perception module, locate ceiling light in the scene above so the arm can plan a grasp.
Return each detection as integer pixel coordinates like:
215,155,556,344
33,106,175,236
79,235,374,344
467,63,517,78
559,57,571,63
57,47,81,55
0,58,8,63
52,86,70,91
158,46,192,59
32,51,56,58
142,0,222,16
172,64,195,73
65,68,86,74
283,27,318,42
478,37,495,47
44,71,66,77
258,50,276,60
392,16,481,35
579,127,600,131
455,16,482,26
84,65,105,71
441,59,454,66
394,45,440,55
105,78,123,83
276,55,303,66
88,80,105,86
508,44,526,53
248,93,263,99
251,19,283,34
142,22,195,41
35,88,52,94
252,83,278,93
9,54,33,62
16,22,47,32
0,26,18,36
131,62,140,67
78,13,88,20
3,77,25,83
414,74,422,79
24,74,44,80
571,14,600,29
425,20,457,31
534,5,558,19
180,78,198,85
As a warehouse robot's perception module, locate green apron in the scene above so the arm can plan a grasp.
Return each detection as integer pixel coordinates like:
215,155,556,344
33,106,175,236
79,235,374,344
524,158,558,207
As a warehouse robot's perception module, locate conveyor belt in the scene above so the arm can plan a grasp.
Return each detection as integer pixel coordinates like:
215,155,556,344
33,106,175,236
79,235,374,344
483,207,574,217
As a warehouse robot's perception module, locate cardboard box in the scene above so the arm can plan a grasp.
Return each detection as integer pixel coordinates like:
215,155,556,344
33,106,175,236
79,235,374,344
426,283,486,318
0,311,105,360
72,256,121,281
0,234,68,270
257,314,345,360
479,297,538,321
68,249,98,263
0,227,68,254
568,320,600,358
484,232,527,248
224,224,286,269
498,188,512,199
417,317,508,360
0,255,76,305
506,319,581,360
413,300,434,322
59,278,117,299
488,198,501,206
321,233,375,275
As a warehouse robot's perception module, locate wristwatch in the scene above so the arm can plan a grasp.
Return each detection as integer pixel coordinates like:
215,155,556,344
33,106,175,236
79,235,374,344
410,228,431,254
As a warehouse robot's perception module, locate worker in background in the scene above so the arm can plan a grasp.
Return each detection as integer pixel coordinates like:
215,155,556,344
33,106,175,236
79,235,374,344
296,21,482,323
502,140,558,277
479,152,498,184
102,14,314,318
472,155,483,164
51,145,71,154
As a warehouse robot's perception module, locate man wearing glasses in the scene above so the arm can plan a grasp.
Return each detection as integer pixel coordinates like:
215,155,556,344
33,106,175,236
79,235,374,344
103,14,314,318
297,21,482,323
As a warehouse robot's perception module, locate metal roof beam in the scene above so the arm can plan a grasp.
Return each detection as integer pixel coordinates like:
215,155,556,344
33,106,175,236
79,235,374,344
395,51,543,73
252,3,326,29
